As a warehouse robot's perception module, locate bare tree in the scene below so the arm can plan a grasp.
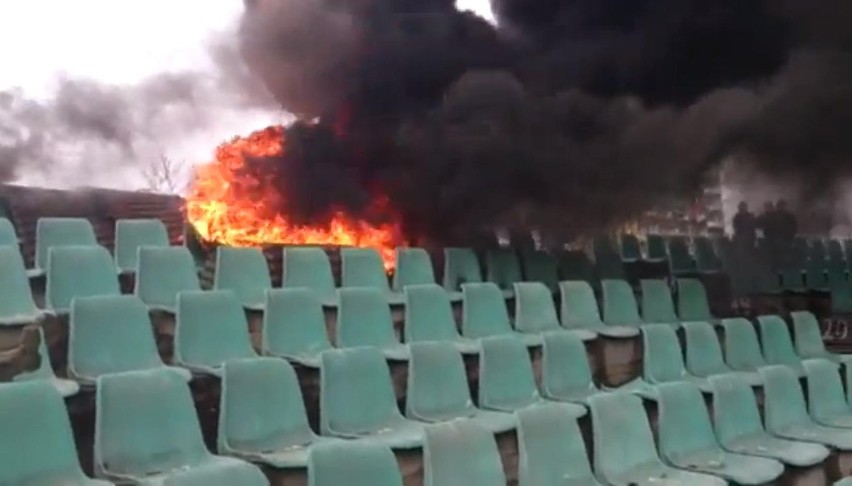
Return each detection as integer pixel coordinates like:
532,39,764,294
142,154,187,194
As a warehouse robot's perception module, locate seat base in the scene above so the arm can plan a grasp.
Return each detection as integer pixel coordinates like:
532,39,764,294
670,449,784,485
723,433,830,467
606,461,727,486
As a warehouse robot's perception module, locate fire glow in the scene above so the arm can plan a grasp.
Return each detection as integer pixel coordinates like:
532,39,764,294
185,126,404,269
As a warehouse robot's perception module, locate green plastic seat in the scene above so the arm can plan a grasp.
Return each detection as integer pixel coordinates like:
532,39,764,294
641,324,712,393
676,279,718,323
45,246,121,313
283,247,337,306
320,347,424,448
443,247,483,291
404,284,479,354
135,247,201,312
756,315,808,376
516,403,602,486
620,234,642,262
114,219,169,273
558,251,598,287
214,247,271,310
835,478,852,486
514,282,596,341
828,263,848,289
479,335,586,416
709,373,830,467
791,310,852,363
393,246,436,288
640,279,679,325
682,321,762,386
33,217,98,275
646,234,667,261
805,260,829,291
174,290,258,376
0,245,44,325
461,282,542,347
804,359,852,428
594,236,626,280
754,265,784,295
69,295,191,385
761,365,852,450
0,381,110,485
828,240,845,263
559,281,639,338
95,369,268,485
668,237,697,275
657,382,785,484
781,267,806,293
809,240,827,262
309,441,402,486
722,318,769,372
832,282,852,314
14,326,79,397
341,248,403,305
485,248,522,295
0,217,17,246
219,358,340,468
541,330,600,405
262,288,333,368
423,420,506,486
337,287,409,360
522,251,559,292
694,237,723,273
601,279,642,326
588,392,726,486
406,341,515,433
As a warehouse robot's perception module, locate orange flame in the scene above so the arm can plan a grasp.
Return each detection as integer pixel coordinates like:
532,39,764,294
186,126,404,269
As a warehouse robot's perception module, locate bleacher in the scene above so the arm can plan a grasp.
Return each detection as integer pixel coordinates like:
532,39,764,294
3,216,852,484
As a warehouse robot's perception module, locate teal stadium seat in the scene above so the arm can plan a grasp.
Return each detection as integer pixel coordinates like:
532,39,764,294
668,237,697,276
33,217,97,275
639,324,711,394
601,279,642,326
214,247,272,310
14,326,79,397
514,282,596,341
722,318,769,373
337,287,410,360
95,369,268,485
135,246,201,312
0,217,17,246
219,358,340,468
676,279,718,323
620,234,642,262
559,281,639,338
461,282,542,346
805,260,829,291
405,284,479,354
0,245,44,325
443,247,483,291
541,330,601,405
756,315,809,376
113,218,169,274
640,279,679,325
522,251,559,292
283,247,337,306
423,421,506,486
646,234,667,262
393,247,437,290
804,359,852,428
780,267,806,293
308,441,403,486
558,251,598,286
174,290,258,376
262,288,333,367
342,248,403,305
485,248,523,296
0,381,110,485
791,310,852,363
45,246,120,313
694,236,723,273
593,236,626,280
682,321,762,386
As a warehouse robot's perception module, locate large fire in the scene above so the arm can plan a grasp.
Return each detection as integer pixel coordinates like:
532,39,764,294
185,126,404,269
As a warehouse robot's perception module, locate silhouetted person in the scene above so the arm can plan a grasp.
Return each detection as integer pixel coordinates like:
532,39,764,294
732,201,757,250
757,201,780,267
776,199,798,243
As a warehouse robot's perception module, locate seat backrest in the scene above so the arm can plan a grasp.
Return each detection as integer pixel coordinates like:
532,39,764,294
320,347,402,436
485,248,522,290
709,374,766,446
461,282,513,338
405,284,462,343
541,331,595,398
646,234,667,260
642,324,686,383
219,358,314,455
214,247,272,307
722,318,768,370
620,234,642,261
479,336,540,409
392,247,436,291
780,267,805,290
282,247,336,299
263,288,332,357
790,310,828,358
308,441,403,486
804,359,849,423
0,245,39,318
175,290,256,368
517,404,595,486
558,250,597,284
657,382,719,461
601,279,640,325
0,381,86,483
45,246,120,312
559,281,604,329
845,239,852,263
831,282,852,314
114,219,169,273
593,236,619,263
406,342,475,421
0,217,17,246
341,248,391,291
513,282,561,333
676,278,713,321
827,263,847,289
424,421,506,486
805,259,828,290
667,237,694,271
35,217,97,270
828,240,845,264
694,236,721,271
640,279,678,323
443,248,482,291
135,246,201,310
682,321,728,376
760,365,811,432
337,287,400,349
809,240,827,262
757,315,801,367
69,295,164,379
589,392,662,481
522,251,559,291
95,370,209,478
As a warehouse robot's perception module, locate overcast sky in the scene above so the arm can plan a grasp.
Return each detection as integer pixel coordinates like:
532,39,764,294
0,0,494,190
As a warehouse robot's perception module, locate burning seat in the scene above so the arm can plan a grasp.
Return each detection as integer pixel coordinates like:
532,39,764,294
135,246,201,313
513,282,596,341
559,281,639,338
442,247,483,292
404,284,479,354
337,287,409,361
45,245,120,314
214,247,272,311
460,282,542,347
308,441,403,486
341,248,404,305
282,247,338,307
0,245,45,325
262,288,333,368
113,218,169,274
423,420,506,486
31,217,98,277
640,279,680,327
